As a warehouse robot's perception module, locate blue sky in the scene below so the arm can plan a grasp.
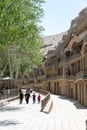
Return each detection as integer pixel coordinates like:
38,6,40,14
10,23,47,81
42,0,87,36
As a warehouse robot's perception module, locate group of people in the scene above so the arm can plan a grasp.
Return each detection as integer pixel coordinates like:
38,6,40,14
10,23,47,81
19,89,41,104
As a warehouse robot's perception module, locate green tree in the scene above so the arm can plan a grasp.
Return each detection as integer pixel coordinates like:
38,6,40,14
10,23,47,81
0,0,45,78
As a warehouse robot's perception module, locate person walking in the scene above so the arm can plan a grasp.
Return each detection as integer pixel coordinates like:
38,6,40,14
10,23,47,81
37,93,41,103
32,93,36,104
25,91,30,104
19,90,23,104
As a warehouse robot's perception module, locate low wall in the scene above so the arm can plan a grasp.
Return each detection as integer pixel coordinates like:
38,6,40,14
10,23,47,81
6,96,19,102
33,87,52,112
41,92,50,111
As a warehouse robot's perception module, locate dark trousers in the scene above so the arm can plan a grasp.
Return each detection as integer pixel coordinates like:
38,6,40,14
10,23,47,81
20,98,23,104
26,97,29,104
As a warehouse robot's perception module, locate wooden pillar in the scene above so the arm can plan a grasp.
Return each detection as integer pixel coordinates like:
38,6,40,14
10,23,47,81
81,81,84,105
80,59,82,71
69,64,71,75
74,62,77,74
77,83,79,102
82,56,86,71
63,66,65,78
78,82,81,103
77,61,78,73
85,55,87,68
73,63,75,75
74,84,76,100
84,81,87,106
76,61,78,74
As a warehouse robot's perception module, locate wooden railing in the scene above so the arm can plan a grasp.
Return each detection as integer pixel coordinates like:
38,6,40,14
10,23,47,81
64,52,81,63
76,70,87,79
45,74,63,81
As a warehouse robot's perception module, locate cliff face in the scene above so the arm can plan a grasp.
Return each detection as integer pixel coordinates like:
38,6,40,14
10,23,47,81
43,7,87,56
70,7,87,35
42,32,67,56
62,7,87,49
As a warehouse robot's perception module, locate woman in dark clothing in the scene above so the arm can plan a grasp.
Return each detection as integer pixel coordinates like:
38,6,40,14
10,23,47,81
19,91,23,104
32,93,36,104
25,92,30,104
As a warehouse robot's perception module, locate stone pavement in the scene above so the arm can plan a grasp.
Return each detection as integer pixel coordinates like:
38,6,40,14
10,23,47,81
0,93,87,130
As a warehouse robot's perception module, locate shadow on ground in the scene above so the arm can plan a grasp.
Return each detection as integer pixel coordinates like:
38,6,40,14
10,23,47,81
73,102,87,109
0,106,24,112
58,95,87,109
0,119,20,126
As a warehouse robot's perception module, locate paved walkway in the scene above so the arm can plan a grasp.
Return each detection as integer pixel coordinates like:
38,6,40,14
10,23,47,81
0,93,87,130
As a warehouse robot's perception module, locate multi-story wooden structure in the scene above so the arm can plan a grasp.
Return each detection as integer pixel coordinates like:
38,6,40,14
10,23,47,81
29,7,87,106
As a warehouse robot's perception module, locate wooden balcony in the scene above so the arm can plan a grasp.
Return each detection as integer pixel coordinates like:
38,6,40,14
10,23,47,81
45,61,62,69
45,74,63,81
64,70,87,81
76,70,87,79
64,52,81,63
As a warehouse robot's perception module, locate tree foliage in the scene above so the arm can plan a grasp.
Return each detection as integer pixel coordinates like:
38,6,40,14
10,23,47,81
0,0,45,78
